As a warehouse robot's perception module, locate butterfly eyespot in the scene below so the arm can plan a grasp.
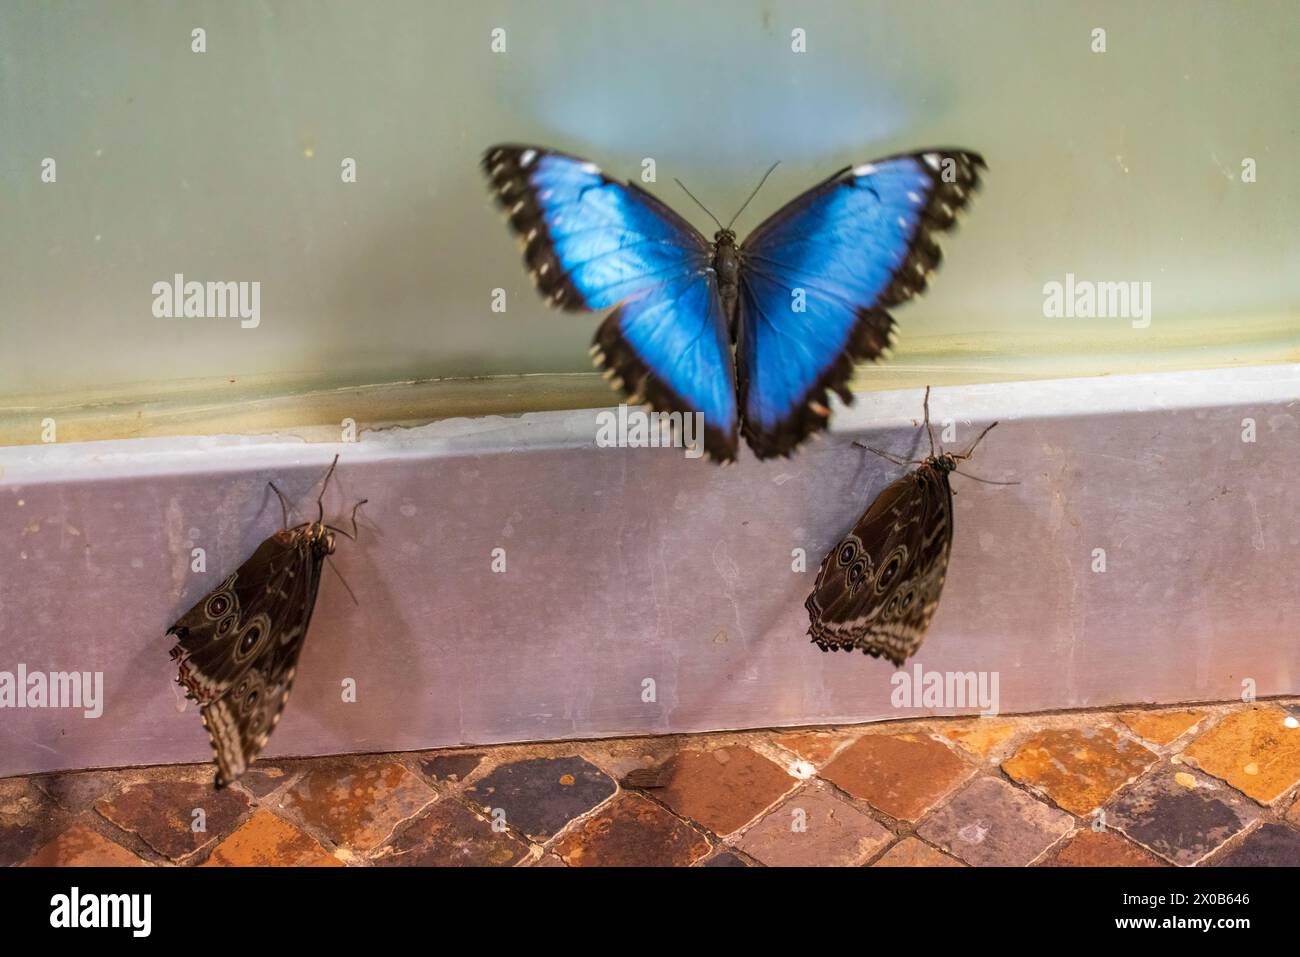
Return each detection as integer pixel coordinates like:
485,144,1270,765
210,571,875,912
233,613,272,662
837,541,858,566
875,548,908,592
216,615,236,637
204,593,232,619
235,679,248,697
847,559,868,588
900,590,916,611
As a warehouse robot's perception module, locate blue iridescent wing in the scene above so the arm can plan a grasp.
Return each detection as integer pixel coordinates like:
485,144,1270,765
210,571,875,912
738,150,984,458
483,145,738,459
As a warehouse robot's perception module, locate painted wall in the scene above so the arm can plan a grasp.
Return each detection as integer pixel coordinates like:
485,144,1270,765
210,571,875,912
1,0,1297,407
0,370,1296,777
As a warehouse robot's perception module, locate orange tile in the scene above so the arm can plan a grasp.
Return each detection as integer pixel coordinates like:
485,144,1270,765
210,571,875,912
822,733,973,821
872,837,964,867
1002,727,1156,816
772,730,857,766
1116,709,1204,745
1182,707,1300,804
23,822,146,866
655,746,796,835
203,810,341,866
1041,829,1165,867
943,722,1020,759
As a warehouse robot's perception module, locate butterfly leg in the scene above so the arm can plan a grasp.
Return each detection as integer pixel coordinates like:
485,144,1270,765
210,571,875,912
852,440,916,467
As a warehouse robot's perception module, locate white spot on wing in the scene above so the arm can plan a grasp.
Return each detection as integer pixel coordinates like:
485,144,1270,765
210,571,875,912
520,149,537,166
924,153,941,170
852,163,877,177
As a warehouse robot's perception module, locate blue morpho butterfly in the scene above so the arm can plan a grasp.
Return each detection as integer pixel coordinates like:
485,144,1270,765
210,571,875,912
482,144,984,461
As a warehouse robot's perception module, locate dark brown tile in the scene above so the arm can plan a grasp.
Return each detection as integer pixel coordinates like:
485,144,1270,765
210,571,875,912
418,752,485,785
1107,765,1261,866
552,792,710,867
0,778,65,867
95,780,250,862
373,798,529,866
700,850,751,867
33,768,130,813
233,765,300,800
464,755,615,841
1214,823,1300,866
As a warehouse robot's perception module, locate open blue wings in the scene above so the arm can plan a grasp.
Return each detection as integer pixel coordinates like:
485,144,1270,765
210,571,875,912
483,144,984,461
483,145,739,459
738,151,985,458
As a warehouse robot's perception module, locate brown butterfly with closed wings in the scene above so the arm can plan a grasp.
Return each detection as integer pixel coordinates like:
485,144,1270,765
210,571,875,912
805,388,1012,665
168,456,365,787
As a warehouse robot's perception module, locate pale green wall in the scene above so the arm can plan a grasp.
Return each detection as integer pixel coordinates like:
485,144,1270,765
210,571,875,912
1,0,1296,403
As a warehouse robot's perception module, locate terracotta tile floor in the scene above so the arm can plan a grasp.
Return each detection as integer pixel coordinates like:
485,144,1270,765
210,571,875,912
6,699,1300,867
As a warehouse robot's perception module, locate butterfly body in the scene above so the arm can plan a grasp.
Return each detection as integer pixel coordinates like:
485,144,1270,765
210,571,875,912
484,145,984,462
168,460,361,788
710,228,742,333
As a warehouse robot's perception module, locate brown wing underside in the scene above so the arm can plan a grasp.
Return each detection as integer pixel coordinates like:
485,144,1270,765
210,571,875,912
168,526,326,786
805,465,954,666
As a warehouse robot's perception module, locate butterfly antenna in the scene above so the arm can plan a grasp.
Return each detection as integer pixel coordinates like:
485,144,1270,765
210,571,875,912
317,454,340,524
268,482,291,528
955,421,999,461
953,470,1021,486
922,386,937,457
326,499,369,542
674,178,723,232
725,160,780,230
325,557,361,606
852,440,914,468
